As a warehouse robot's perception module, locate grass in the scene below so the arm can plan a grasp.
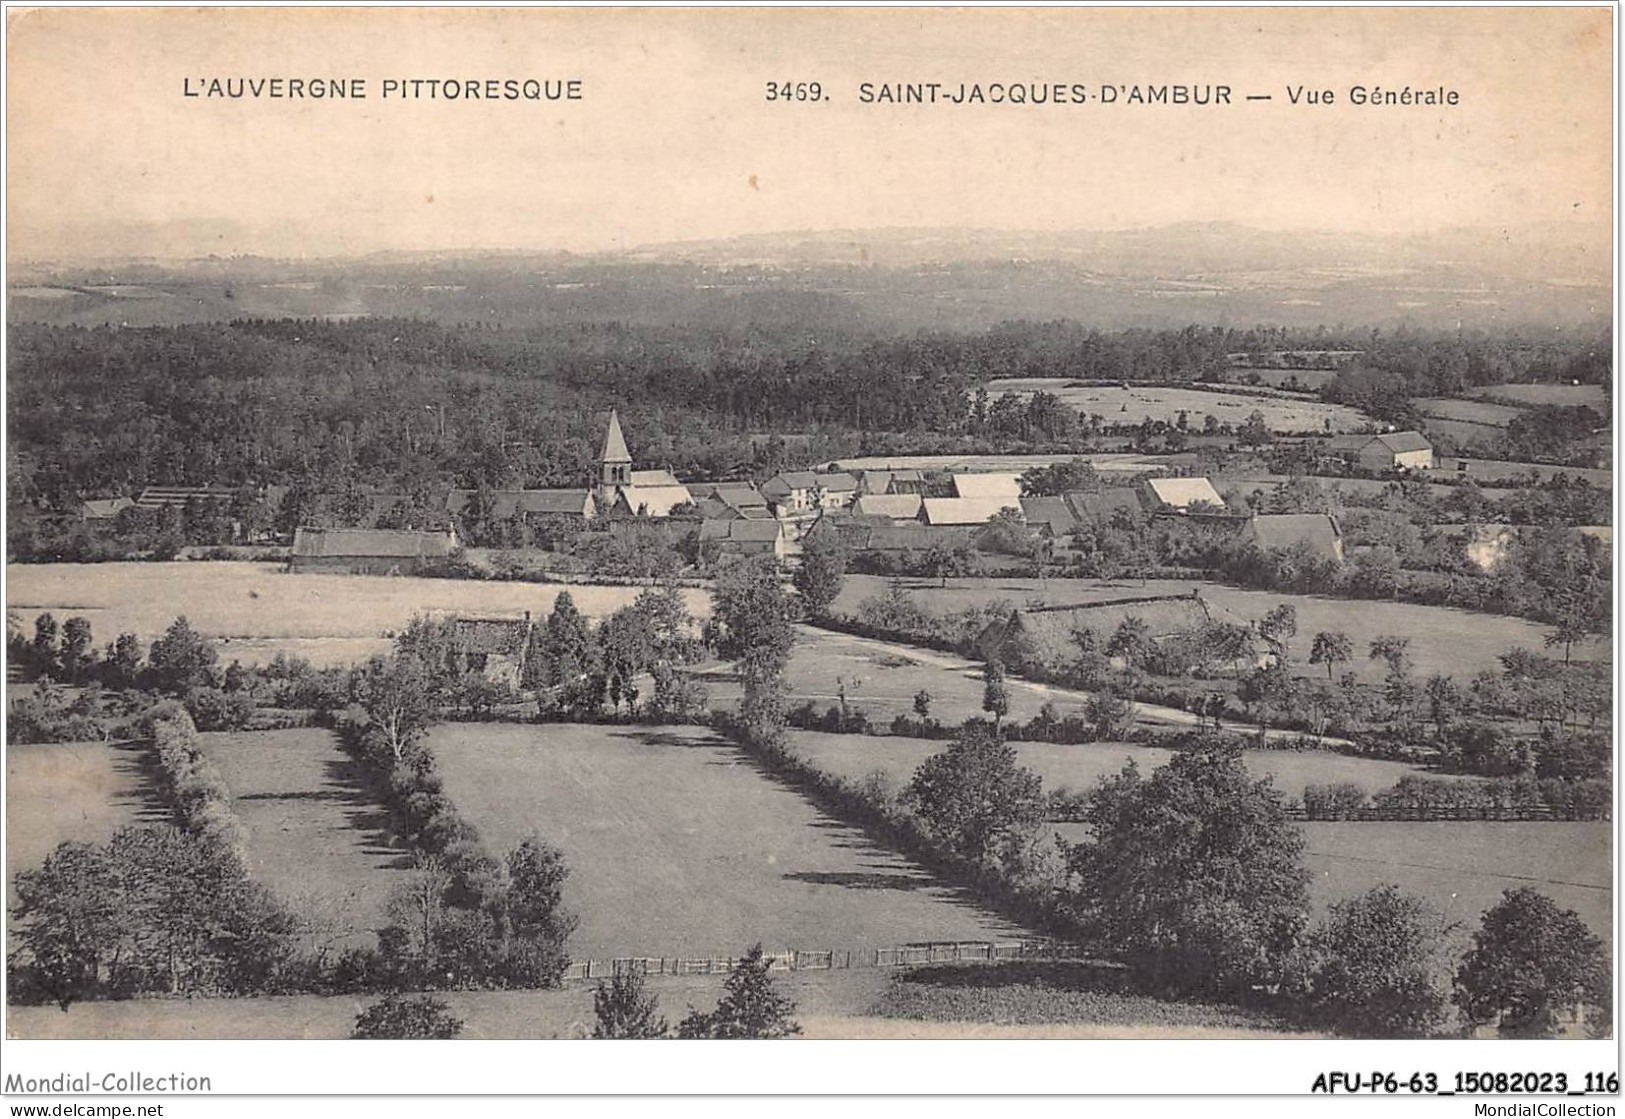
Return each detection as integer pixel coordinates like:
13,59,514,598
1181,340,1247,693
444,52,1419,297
985,378,1372,433
831,574,1599,682
868,961,1306,1035
428,722,1023,959
1226,368,1340,391
1411,398,1526,428
6,561,708,666
785,730,1449,803
1467,383,1609,409
198,728,413,949
6,739,168,905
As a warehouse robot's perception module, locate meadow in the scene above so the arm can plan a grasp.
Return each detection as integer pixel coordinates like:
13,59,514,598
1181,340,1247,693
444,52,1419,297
428,722,1023,959
1225,367,1340,391
6,562,708,666
6,739,168,905
829,574,1592,682
198,728,412,949
1411,398,1527,428
984,378,1372,433
1467,383,1608,409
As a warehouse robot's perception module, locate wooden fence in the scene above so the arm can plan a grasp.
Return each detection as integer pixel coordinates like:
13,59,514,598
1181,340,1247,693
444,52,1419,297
1284,804,1609,822
561,938,1093,983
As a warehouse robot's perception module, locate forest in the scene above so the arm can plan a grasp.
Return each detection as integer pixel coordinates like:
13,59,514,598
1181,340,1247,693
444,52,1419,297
7,317,1611,511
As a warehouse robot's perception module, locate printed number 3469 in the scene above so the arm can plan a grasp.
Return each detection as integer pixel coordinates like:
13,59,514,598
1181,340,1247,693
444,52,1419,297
766,82,824,102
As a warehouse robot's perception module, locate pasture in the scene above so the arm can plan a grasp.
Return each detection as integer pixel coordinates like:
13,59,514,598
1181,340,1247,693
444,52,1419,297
429,722,1022,959
6,562,709,667
830,574,1593,682
984,378,1372,433
1411,398,1526,428
6,739,168,904
1468,383,1609,410
785,730,1450,803
197,729,412,949
1436,458,1613,487
1226,367,1340,391
825,451,1171,476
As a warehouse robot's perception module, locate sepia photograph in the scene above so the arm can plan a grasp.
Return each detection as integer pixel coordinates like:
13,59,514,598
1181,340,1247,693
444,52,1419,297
1,2,1617,1107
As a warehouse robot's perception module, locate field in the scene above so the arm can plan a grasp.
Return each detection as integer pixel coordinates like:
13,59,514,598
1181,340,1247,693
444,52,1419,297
1411,398,1526,428
198,729,412,949
824,451,1174,476
984,378,1373,433
1436,457,1612,487
429,722,1022,959
1225,367,1340,391
829,574,1595,682
6,739,168,904
1467,383,1609,410
787,730,1444,802
6,562,709,666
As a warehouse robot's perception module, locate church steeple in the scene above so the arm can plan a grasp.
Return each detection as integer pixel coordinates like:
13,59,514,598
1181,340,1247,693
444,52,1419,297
598,409,632,507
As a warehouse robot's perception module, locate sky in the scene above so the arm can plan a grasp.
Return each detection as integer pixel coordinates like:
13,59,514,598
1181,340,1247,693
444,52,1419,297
5,6,1614,262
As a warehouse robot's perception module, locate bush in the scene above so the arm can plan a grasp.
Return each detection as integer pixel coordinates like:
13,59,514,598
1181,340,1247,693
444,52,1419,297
1298,885,1453,1037
593,972,669,1039
1455,888,1610,1037
676,945,800,1039
352,994,464,1039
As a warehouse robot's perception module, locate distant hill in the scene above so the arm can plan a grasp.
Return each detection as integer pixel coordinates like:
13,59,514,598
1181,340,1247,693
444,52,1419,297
8,222,1609,332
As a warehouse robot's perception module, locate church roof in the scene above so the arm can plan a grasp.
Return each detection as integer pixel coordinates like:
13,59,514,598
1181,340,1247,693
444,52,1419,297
601,409,632,464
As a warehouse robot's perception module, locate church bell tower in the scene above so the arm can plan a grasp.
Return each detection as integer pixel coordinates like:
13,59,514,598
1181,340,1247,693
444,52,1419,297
598,409,632,510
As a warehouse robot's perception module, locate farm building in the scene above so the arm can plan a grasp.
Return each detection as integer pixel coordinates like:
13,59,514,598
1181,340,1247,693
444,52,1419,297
858,469,925,495
446,488,599,521
79,497,134,521
975,593,1216,669
853,493,924,520
1437,524,1519,574
690,482,770,521
1244,514,1344,564
848,523,976,554
699,518,788,559
135,485,237,510
290,527,459,574
1066,489,1144,527
447,616,535,689
1018,496,1079,538
1140,477,1227,514
920,497,1023,526
1327,431,1434,471
951,472,1023,500
761,472,859,516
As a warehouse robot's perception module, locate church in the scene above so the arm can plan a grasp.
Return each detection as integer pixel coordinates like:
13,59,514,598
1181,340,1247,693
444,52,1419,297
446,409,692,523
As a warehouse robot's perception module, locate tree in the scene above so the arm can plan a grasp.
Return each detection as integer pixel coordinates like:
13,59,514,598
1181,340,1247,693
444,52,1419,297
30,612,60,679
1106,615,1153,669
711,556,795,680
535,591,596,690
502,836,577,988
1256,604,1297,663
1308,631,1353,683
980,658,1009,728
912,689,933,722
1300,885,1454,1038
358,654,435,763
8,841,120,1010
1238,410,1273,447
676,944,801,1038
1019,458,1100,496
146,615,218,694
352,994,464,1039
1423,674,1462,739
1066,743,1311,996
592,971,668,1038
1455,888,1609,1037
906,723,1045,864
793,520,849,617
59,616,94,683
922,541,967,588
